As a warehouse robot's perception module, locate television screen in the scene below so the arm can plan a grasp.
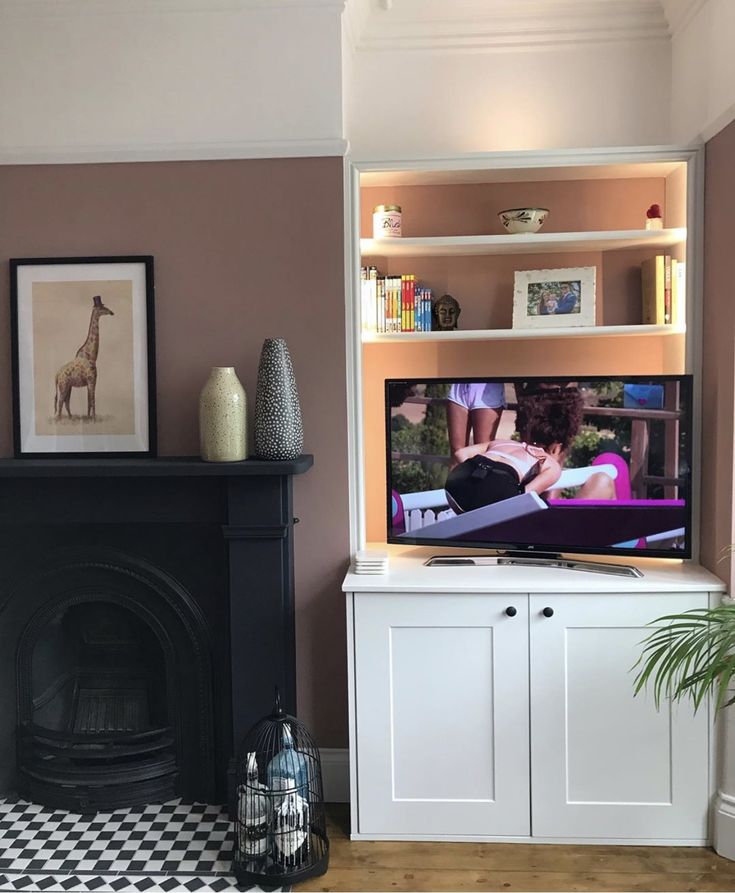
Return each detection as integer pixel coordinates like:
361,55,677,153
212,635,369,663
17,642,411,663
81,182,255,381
386,376,693,558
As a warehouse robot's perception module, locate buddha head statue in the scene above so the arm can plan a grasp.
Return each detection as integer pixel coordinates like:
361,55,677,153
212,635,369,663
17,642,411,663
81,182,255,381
432,293,461,331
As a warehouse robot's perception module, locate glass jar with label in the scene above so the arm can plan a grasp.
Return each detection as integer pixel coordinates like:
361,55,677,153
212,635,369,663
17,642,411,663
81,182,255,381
373,204,402,239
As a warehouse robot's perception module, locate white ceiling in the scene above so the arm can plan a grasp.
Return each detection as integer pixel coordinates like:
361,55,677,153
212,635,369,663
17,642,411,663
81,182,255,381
344,0,707,52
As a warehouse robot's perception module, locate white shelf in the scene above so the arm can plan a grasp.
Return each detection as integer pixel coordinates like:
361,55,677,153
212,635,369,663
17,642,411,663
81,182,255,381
361,228,686,259
362,324,685,344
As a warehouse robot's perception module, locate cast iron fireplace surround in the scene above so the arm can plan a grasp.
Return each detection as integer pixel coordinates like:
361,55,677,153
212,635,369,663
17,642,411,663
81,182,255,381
0,455,311,811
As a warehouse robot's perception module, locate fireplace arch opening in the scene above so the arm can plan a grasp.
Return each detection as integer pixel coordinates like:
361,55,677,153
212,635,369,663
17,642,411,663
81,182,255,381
15,555,215,812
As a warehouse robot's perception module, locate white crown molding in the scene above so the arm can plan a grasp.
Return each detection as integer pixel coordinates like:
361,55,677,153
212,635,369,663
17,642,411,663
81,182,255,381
343,0,372,51
0,138,349,165
353,0,671,53
350,143,700,171
0,0,346,18
660,0,709,37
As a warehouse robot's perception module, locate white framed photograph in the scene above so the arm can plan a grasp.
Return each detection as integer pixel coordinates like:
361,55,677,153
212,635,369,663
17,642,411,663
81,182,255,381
10,256,156,457
512,266,596,329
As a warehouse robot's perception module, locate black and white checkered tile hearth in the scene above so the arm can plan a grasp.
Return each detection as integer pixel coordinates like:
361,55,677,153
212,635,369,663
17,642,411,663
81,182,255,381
0,798,286,893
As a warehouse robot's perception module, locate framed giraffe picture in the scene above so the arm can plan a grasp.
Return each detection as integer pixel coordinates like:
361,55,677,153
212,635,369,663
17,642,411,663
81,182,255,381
9,256,156,457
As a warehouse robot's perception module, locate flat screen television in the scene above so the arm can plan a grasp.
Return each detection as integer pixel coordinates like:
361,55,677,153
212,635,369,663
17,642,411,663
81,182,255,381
386,375,693,559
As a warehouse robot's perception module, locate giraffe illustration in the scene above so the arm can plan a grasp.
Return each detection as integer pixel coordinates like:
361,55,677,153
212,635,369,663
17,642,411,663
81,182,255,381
54,295,114,420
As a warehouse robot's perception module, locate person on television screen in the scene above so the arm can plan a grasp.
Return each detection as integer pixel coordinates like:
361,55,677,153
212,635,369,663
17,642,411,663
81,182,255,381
444,438,561,514
515,384,615,500
446,382,506,468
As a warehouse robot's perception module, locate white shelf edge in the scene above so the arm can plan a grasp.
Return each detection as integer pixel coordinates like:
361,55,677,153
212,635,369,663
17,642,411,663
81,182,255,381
362,324,686,343
361,227,687,258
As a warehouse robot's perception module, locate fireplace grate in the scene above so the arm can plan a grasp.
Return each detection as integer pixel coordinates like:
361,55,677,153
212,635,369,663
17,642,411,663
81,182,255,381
18,723,179,812
73,687,150,734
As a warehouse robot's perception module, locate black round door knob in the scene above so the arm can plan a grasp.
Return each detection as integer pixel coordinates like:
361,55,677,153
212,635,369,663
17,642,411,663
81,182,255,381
542,607,554,618
505,606,517,617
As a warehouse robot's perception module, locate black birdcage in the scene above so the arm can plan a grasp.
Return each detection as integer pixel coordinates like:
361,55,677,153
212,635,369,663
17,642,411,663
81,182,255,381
233,692,329,887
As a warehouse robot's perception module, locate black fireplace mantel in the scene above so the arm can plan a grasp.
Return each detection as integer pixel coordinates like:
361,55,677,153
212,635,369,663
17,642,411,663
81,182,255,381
0,454,313,804
0,455,313,477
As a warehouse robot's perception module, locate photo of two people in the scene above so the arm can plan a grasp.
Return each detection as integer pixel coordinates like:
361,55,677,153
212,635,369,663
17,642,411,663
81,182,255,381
527,280,581,316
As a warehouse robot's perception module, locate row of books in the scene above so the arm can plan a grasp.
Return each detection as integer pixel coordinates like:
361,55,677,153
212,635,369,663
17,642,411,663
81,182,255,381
641,255,686,326
361,266,433,333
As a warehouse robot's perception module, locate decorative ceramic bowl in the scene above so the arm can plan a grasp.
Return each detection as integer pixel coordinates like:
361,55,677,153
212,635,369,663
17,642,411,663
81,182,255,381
498,207,549,234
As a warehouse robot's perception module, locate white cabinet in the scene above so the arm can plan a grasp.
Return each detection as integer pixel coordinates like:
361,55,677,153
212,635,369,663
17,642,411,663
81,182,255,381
529,593,710,841
345,561,723,844
354,592,530,837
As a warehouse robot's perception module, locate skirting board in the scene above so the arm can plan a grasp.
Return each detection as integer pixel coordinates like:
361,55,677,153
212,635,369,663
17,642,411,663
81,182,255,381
715,792,735,860
348,832,710,846
320,747,350,803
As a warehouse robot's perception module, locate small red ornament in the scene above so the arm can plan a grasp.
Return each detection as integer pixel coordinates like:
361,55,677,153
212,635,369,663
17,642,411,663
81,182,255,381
646,203,662,219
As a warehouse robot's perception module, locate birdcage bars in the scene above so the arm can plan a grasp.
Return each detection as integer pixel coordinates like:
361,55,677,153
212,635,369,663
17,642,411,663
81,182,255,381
233,694,329,886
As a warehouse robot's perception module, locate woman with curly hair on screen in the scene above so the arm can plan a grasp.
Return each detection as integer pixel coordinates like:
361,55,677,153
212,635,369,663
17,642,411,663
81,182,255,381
515,383,615,500
444,383,613,514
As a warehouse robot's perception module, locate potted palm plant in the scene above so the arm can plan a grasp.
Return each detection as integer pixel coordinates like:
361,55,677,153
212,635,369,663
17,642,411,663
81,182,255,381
635,603,735,712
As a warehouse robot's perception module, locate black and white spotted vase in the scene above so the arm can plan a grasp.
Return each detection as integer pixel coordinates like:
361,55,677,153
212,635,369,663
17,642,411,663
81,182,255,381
253,338,304,461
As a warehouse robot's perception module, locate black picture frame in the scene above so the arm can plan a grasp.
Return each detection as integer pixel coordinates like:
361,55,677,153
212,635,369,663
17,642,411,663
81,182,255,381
10,256,157,458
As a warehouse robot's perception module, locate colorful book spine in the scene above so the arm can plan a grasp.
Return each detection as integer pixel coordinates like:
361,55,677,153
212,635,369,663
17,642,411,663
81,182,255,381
401,275,408,332
392,276,400,333
388,276,394,333
376,276,385,334
663,255,672,324
672,259,686,328
641,255,665,325
368,266,378,333
360,266,368,331
362,273,435,335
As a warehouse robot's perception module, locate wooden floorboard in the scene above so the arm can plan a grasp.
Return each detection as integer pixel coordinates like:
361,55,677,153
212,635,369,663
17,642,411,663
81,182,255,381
296,805,735,892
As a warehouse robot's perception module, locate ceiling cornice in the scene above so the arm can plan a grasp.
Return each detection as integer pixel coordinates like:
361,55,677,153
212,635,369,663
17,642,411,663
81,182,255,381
352,0,671,53
660,0,709,37
343,0,372,50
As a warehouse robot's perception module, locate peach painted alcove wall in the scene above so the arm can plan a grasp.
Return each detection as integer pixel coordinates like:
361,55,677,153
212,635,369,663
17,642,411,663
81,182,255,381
0,157,350,746
363,336,685,542
361,173,687,540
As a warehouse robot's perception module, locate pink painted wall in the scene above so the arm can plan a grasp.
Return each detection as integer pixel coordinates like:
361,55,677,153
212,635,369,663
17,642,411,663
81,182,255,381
362,176,686,330
361,178,670,238
701,120,735,590
0,158,350,745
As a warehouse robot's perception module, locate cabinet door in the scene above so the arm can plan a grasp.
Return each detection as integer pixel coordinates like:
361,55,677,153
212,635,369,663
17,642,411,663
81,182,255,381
530,593,710,840
354,592,530,837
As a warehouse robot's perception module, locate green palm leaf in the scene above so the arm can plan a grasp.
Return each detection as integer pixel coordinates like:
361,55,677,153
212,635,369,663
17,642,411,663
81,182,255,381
633,605,735,713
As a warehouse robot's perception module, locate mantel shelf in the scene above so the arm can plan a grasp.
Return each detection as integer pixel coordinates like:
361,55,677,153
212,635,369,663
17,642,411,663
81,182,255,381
361,228,686,259
0,455,314,478
363,325,684,344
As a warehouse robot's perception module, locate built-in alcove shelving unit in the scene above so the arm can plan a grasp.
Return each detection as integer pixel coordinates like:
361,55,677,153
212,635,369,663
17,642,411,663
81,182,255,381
343,150,718,849
347,150,701,548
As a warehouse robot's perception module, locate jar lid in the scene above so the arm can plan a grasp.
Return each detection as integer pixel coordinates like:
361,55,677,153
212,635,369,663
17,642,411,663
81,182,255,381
373,204,401,213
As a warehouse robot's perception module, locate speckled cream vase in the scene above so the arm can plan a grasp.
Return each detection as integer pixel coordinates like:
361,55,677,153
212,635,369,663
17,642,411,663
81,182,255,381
199,367,248,462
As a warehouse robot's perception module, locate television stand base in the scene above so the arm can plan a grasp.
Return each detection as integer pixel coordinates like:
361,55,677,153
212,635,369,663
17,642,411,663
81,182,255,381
424,554,644,578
